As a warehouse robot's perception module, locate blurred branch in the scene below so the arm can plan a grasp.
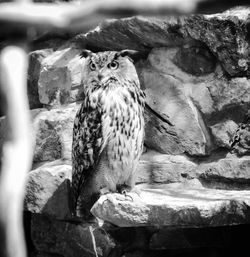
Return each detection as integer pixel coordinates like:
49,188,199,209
0,45,33,257
0,0,207,37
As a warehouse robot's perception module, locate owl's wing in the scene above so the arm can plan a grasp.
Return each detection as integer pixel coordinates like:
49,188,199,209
71,104,104,209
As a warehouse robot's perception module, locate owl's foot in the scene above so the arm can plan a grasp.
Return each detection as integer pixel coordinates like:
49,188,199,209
117,185,141,202
121,189,134,201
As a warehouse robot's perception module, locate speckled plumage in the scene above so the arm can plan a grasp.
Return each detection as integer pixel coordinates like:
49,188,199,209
71,50,145,217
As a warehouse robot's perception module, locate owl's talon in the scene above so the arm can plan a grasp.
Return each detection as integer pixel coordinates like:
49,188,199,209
121,190,133,202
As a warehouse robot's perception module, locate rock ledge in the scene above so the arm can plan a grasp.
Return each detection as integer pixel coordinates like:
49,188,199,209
91,181,250,227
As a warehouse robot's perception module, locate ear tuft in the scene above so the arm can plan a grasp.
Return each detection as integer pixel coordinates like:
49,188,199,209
80,50,92,59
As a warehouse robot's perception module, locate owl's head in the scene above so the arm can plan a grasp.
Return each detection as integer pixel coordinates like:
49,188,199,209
80,50,140,89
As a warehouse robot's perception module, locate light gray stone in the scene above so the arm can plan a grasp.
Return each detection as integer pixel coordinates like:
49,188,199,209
24,161,72,219
38,46,84,106
195,154,250,190
33,103,80,162
91,181,250,227
141,48,213,155
137,150,196,183
28,49,53,109
210,120,238,148
207,77,250,113
24,150,196,219
76,8,250,77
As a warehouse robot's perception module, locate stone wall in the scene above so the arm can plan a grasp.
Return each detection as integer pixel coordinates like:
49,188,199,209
1,7,250,257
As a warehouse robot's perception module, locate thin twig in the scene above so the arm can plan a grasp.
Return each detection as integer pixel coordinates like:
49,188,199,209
89,225,99,257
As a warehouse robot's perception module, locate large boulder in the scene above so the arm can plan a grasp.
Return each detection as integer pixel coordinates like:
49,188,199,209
31,214,115,257
140,47,249,155
76,8,250,77
140,48,213,155
33,103,79,163
24,150,196,219
37,45,84,106
24,161,72,220
28,49,53,109
91,181,250,227
195,154,250,189
138,150,196,184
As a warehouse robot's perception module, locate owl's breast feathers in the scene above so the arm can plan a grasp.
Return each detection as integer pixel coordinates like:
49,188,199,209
72,80,145,207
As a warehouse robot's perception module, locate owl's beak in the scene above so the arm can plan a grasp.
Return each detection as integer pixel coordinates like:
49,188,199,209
98,73,104,81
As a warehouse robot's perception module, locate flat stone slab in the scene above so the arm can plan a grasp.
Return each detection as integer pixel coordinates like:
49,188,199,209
91,180,250,227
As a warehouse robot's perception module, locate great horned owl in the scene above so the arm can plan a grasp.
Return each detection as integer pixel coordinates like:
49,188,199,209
71,49,145,218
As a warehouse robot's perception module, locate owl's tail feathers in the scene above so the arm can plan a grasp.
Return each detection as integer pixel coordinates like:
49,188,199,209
70,165,88,216
75,193,99,221
69,184,78,217
69,182,98,222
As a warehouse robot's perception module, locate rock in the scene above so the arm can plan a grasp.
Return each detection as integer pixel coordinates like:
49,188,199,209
33,103,79,163
0,108,43,161
143,106,185,155
137,150,196,184
150,227,226,249
24,161,72,219
139,47,249,155
32,252,63,257
140,48,213,155
75,8,250,77
37,45,84,106
189,76,250,124
184,7,250,77
210,120,238,148
0,104,78,164
149,224,250,252
31,214,115,257
208,77,250,113
91,181,250,227
172,44,217,76
195,154,250,190
24,150,196,219
28,49,53,109
230,116,250,156
76,16,189,51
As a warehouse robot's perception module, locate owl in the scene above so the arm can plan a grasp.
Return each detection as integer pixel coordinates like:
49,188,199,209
71,49,146,218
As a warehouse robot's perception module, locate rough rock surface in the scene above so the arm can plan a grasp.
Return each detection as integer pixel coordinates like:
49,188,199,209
195,154,250,189
37,46,84,106
31,214,115,257
140,48,213,155
76,8,250,77
26,9,250,157
28,49,53,109
24,161,72,219
209,120,238,149
137,151,196,184
24,150,196,220
91,180,250,227
33,103,79,162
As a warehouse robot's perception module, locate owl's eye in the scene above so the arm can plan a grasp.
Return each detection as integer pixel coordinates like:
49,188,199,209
89,62,96,71
108,61,119,70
